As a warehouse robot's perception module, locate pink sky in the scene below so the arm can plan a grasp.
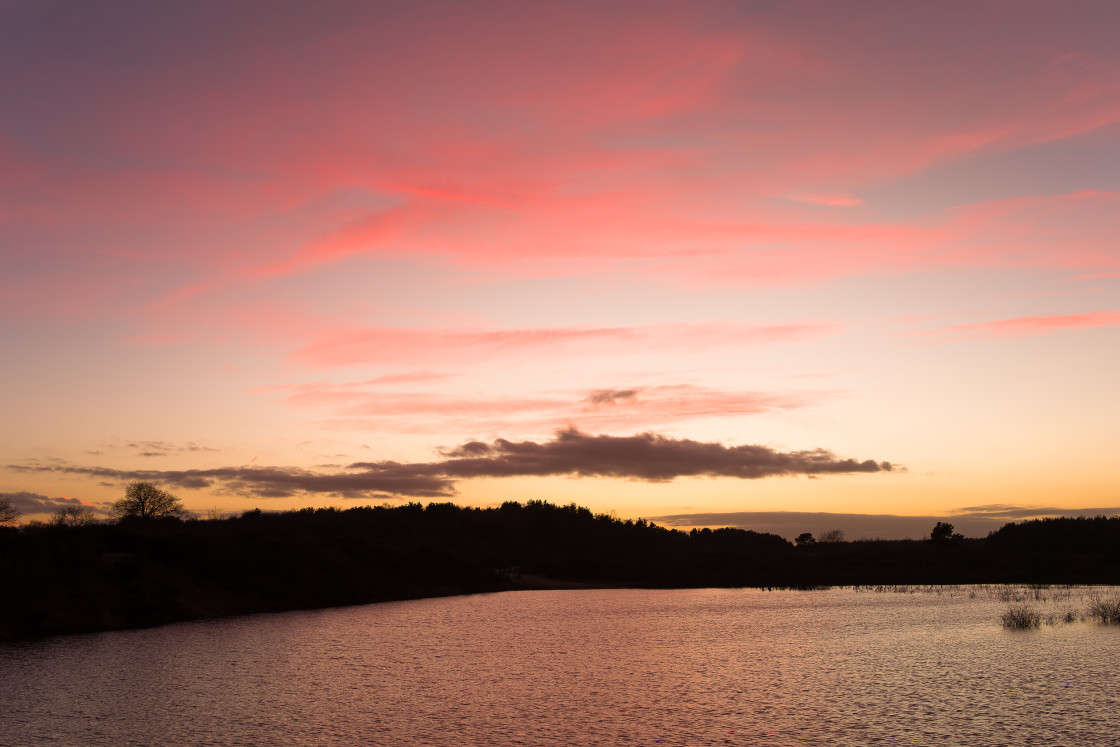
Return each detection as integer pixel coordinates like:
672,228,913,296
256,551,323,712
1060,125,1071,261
3,1,1119,537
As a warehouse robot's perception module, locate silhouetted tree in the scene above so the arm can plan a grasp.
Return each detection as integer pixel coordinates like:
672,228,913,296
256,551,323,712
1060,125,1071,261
0,496,19,526
819,529,845,543
112,481,183,520
795,532,816,546
930,521,962,543
50,505,99,527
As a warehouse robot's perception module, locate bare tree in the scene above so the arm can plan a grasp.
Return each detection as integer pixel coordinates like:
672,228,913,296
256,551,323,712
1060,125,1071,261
819,528,846,543
112,481,184,520
50,505,99,527
0,496,19,526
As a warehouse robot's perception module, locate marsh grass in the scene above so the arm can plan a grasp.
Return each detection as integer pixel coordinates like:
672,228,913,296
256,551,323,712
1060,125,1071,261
1001,604,1042,629
1086,595,1120,624
819,585,1120,628
997,588,1120,628
1041,608,1082,625
852,584,1120,628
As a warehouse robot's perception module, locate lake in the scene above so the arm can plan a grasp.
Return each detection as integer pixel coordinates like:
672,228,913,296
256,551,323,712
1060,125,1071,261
3,586,1119,745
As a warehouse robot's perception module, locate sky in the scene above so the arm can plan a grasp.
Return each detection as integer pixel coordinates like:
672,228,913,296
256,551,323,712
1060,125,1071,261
2,0,1119,538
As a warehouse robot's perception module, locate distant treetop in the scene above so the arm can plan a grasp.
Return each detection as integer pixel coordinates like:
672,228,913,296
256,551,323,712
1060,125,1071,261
0,496,19,526
112,481,184,520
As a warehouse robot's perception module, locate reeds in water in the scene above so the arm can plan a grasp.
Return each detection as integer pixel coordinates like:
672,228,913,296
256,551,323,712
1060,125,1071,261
999,592,1120,628
1001,604,1041,629
1086,595,1120,624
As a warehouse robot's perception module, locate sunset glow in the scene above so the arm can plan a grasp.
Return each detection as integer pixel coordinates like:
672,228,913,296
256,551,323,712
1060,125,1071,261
3,1,1118,537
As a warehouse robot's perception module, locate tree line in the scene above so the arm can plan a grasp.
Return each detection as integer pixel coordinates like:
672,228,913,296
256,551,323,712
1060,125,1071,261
0,481,184,528
2,485,1118,640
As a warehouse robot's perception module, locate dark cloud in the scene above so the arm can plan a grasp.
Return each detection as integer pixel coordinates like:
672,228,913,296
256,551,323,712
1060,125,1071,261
950,504,1120,520
587,388,639,406
0,491,110,515
652,507,1120,541
10,428,894,501
651,511,970,540
121,440,220,456
8,463,453,500
192,465,452,499
127,440,172,451
428,428,892,481
445,440,492,457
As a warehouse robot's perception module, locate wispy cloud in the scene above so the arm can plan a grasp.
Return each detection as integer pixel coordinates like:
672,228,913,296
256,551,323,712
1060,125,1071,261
1063,272,1120,281
265,383,825,435
7,5,1120,329
784,193,863,207
949,504,1120,520
110,440,223,458
294,322,837,367
927,310,1120,338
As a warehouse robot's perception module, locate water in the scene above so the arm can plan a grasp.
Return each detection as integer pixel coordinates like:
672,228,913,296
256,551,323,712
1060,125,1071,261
3,587,1120,746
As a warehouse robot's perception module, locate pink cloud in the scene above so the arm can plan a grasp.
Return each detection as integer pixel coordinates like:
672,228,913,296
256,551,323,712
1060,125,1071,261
251,203,422,279
572,385,825,433
264,380,825,436
657,190,1119,289
240,186,1115,295
932,190,1120,270
5,2,1120,330
294,322,837,368
250,372,449,399
785,193,865,207
1064,272,1120,281
930,310,1120,338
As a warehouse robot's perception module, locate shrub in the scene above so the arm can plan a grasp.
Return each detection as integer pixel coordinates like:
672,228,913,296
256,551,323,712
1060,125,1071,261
1001,604,1041,629
1087,595,1120,624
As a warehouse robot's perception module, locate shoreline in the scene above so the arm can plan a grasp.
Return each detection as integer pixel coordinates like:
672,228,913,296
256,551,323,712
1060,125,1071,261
4,505,1118,641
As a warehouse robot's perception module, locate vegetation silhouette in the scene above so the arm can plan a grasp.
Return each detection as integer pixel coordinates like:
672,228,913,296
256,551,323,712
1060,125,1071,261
1000,604,1042,629
0,497,18,526
1087,595,1120,624
50,505,99,528
2,500,1118,640
112,481,184,519
930,521,964,543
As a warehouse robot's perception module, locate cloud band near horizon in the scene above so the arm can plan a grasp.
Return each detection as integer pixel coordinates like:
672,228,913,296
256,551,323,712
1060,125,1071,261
10,428,894,501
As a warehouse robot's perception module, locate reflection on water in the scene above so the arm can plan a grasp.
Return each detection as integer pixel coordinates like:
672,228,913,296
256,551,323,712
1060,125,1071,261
3,587,1120,745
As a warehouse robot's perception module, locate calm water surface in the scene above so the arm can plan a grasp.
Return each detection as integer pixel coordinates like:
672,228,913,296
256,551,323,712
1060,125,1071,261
3,587,1120,746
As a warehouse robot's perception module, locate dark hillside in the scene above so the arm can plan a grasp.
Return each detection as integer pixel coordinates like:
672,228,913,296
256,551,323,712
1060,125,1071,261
2,504,1118,640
